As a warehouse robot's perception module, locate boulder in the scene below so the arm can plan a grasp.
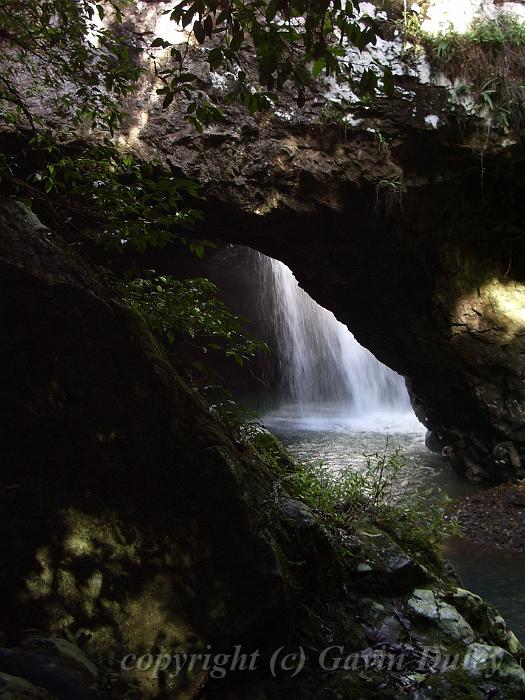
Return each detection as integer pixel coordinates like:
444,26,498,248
0,635,98,700
0,198,290,698
0,672,57,700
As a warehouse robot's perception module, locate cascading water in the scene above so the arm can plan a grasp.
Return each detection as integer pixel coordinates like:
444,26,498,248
256,253,420,432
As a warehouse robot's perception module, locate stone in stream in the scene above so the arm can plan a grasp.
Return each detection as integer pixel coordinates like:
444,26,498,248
407,589,475,642
0,672,58,699
0,635,99,700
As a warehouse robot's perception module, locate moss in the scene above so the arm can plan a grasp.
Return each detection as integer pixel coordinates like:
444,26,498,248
337,670,395,699
424,669,485,698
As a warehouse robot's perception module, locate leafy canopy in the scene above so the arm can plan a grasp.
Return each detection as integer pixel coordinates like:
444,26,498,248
154,0,392,127
0,0,387,138
0,0,140,134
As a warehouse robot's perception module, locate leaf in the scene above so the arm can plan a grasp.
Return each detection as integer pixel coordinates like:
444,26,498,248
265,0,279,23
152,37,172,48
193,20,205,43
382,66,395,97
312,58,325,77
203,15,213,38
208,46,223,70
163,91,175,108
359,68,378,96
194,243,204,258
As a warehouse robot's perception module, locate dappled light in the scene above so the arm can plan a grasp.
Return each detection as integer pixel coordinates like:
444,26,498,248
454,279,525,338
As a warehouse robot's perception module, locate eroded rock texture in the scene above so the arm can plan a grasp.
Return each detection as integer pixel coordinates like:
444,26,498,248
120,29,525,482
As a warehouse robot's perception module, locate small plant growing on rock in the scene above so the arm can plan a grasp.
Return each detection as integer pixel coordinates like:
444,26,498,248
375,173,403,216
282,444,461,557
406,12,525,130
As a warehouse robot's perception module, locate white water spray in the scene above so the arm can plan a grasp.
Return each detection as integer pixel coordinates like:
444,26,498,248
257,255,421,432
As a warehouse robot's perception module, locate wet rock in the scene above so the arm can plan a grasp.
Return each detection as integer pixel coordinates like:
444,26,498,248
425,431,442,454
407,589,440,620
278,498,333,563
0,635,98,700
0,672,57,699
448,587,525,656
354,528,430,592
407,589,475,642
278,499,319,531
376,615,403,644
463,641,525,690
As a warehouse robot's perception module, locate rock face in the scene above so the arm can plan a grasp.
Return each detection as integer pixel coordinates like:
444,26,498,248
1,198,525,698
0,197,291,698
0,635,98,700
117,5,525,482
3,7,524,484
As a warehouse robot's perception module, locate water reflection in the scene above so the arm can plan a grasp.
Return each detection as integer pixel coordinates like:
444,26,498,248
263,405,525,642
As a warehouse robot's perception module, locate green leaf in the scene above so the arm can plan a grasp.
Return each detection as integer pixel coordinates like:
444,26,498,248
265,0,279,23
163,91,175,108
152,37,172,48
194,243,204,258
193,20,205,43
312,58,325,77
208,46,223,70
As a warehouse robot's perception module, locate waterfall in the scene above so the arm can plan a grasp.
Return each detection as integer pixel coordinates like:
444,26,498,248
256,254,418,431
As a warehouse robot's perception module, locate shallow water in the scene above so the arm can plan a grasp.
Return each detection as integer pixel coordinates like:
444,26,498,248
262,402,525,642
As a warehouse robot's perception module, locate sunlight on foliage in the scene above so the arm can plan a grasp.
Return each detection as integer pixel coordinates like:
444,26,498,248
151,0,394,121
0,0,140,134
0,134,206,252
405,11,525,129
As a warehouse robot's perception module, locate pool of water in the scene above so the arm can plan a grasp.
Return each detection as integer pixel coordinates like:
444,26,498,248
262,403,525,642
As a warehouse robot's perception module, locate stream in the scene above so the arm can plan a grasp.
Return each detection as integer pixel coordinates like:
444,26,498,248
261,401,525,643
245,252,525,642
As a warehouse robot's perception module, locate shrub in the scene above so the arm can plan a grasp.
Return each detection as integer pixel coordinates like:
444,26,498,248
282,445,461,554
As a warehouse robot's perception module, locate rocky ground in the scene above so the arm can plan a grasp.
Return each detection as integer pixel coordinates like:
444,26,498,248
451,482,525,552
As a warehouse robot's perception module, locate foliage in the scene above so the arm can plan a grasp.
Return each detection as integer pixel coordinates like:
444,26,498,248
0,0,140,135
424,14,525,62
0,134,209,253
375,173,403,217
468,14,525,46
152,0,395,125
118,274,269,366
410,12,525,129
0,0,389,375
0,0,392,139
282,445,460,553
